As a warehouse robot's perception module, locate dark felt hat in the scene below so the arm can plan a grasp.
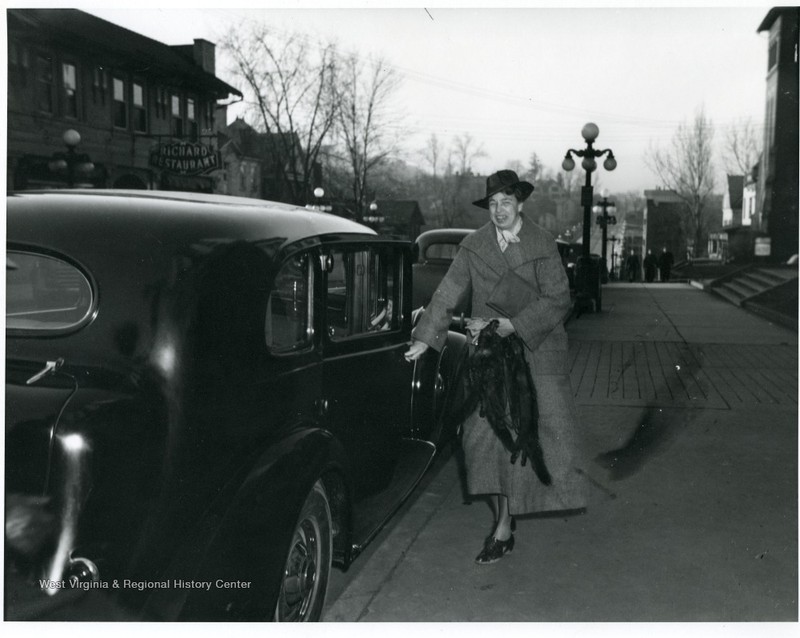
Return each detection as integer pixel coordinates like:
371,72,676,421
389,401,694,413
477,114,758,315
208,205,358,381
472,170,534,209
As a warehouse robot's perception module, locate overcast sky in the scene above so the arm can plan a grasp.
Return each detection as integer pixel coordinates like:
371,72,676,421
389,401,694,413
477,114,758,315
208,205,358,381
63,2,774,194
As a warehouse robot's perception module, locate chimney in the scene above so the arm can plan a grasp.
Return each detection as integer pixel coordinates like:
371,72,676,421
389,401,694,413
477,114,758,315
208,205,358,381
214,103,228,134
193,39,216,74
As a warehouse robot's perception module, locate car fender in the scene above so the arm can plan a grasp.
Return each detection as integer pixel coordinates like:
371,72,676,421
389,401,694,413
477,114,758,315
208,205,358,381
144,426,351,621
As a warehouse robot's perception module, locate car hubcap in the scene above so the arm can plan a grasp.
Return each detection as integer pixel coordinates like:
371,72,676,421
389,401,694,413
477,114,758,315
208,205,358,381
278,520,320,621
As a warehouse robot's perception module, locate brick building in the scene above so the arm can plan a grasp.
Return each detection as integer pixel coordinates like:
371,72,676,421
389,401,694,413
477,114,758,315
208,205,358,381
757,7,799,261
643,189,686,260
8,9,241,192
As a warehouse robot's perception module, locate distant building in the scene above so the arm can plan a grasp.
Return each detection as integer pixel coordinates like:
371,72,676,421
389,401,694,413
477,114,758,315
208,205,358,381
742,162,759,229
643,188,723,260
757,7,799,261
8,8,241,192
215,117,263,198
722,174,745,228
368,200,426,241
620,208,643,260
212,115,324,205
643,189,685,260
723,169,765,262
529,177,579,234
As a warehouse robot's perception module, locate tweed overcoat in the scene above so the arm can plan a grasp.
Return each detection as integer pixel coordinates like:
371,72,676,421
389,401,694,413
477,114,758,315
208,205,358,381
413,215,586,514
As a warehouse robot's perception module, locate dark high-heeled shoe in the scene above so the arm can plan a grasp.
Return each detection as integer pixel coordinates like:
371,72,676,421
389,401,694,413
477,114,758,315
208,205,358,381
475,533,515,564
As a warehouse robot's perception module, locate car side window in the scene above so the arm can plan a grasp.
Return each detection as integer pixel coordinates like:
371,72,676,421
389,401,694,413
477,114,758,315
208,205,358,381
325,246,398,340
6,250,94,332
265,252,313,353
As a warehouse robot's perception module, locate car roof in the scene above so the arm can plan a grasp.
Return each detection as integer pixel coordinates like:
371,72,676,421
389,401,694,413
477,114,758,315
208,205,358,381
415,228,473,246
8,190,377,257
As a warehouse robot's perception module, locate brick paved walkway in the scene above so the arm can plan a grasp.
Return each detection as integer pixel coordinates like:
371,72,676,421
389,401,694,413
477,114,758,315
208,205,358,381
568,284,797,409
569,340,798,409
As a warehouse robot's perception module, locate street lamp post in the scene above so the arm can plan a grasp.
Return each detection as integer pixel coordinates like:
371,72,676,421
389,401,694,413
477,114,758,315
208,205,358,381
592,189,617,282
313,187,324,211
609,236,621,281
562,122,617,311
364,201,384,225
48,129,94,188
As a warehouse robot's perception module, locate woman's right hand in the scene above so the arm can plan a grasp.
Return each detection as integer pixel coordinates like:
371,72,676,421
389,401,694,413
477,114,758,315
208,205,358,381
404,340,429,362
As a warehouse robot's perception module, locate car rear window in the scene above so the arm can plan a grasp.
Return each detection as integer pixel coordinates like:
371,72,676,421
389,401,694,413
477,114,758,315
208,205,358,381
7,251,94,332
425,242,459,262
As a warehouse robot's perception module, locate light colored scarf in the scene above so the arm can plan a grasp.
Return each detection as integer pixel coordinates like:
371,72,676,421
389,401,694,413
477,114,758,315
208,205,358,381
495,217,523,252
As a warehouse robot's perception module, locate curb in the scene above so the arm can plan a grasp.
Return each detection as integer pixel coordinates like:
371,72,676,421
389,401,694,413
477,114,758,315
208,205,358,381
743,300,798,331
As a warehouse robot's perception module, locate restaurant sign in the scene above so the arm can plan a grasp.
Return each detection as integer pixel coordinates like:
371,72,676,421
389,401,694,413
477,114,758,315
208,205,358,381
149,141,220,176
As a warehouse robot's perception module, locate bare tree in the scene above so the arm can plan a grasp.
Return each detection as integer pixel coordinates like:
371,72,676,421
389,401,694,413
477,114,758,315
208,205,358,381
645,107,716,257
420,133,443,178
452,133,486,175
220,23,338,205
415,133,491,228
336,53,403,220
432,135,484,228
417,134,453,226
722,118,761,176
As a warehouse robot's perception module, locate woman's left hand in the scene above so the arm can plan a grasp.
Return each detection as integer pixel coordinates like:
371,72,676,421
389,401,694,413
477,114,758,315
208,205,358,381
495,317,515,337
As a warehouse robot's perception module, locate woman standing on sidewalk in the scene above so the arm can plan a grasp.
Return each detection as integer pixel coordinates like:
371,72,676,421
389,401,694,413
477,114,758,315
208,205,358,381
405,170,586,564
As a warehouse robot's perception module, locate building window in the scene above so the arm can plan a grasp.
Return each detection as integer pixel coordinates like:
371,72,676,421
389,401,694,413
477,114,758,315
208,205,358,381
768,37,779,71
92,66,107,104
187,98,198,140
204,101,215,132
36,55,54,113
9,41,29,86
113,77,128,129
62,62,78,118
172,94,183,137
133,82,147,132
154,87,168,119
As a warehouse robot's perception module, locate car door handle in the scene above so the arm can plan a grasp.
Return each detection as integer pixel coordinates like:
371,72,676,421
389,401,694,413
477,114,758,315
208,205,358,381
26,358,64,385
316,399,329,417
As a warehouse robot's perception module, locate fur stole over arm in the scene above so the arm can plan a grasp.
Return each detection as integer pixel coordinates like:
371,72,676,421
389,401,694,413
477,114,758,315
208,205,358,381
444,320,552,486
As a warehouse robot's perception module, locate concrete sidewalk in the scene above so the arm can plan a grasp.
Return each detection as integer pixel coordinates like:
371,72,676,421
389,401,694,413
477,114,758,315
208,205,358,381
324,283,797,624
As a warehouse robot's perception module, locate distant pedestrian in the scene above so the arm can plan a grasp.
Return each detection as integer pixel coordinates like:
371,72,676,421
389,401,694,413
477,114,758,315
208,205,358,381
625,249,640,282
643,249,657,283
658,247,674,282
404,169,586,565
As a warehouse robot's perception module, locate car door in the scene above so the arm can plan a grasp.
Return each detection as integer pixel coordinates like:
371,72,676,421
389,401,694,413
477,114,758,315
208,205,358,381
6,249,95,497
319,241,432,544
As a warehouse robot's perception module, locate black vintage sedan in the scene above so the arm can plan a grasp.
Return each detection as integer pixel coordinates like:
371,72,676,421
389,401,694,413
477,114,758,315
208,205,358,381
5,190,466,621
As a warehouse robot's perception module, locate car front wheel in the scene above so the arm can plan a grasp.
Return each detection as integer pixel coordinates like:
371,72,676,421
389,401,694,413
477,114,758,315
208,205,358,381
274,480,332,622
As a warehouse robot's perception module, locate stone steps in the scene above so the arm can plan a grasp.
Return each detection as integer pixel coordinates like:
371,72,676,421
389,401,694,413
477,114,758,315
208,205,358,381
710,266,798,309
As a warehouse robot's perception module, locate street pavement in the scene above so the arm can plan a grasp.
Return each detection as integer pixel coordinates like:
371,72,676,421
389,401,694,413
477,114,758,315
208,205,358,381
323,282,798,629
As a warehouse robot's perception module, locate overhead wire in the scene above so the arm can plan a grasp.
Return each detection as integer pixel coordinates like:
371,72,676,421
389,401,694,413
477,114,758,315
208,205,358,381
218,14,766,170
